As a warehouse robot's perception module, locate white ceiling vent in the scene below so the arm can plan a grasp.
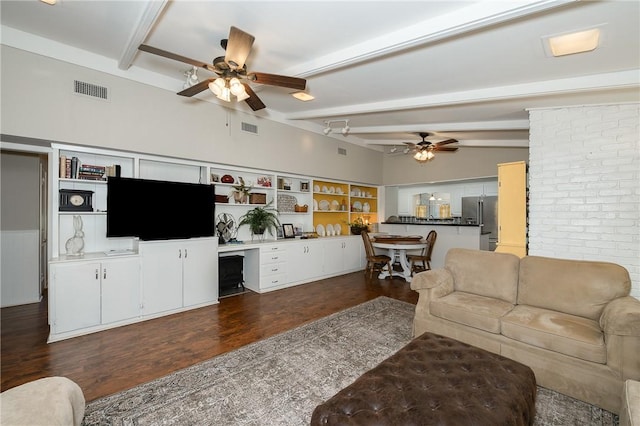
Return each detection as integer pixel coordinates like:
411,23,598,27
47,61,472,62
73,80,109,101
338,147,347,156
241,122,258,135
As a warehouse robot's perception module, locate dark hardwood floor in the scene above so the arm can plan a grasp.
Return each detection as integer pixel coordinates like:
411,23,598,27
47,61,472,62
1,272,417,402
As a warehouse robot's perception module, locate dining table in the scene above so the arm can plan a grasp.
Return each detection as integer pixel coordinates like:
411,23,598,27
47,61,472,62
372,236,427,282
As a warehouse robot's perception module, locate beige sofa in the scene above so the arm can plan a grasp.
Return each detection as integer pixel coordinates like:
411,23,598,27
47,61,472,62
410,248,640,414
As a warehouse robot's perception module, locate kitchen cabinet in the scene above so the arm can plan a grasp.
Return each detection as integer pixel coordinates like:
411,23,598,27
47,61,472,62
495,161,527,257
139,238,218,316
49,255,140,337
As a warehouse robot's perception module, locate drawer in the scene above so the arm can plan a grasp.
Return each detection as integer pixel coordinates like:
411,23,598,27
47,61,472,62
261,262,287,276
261,273,288,289
260,250,288,264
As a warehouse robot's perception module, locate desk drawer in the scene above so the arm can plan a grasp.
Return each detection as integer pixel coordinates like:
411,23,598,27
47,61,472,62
261,262,287,276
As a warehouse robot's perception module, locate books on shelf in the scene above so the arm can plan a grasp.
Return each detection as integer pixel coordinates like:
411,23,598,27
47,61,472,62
59,155,120,180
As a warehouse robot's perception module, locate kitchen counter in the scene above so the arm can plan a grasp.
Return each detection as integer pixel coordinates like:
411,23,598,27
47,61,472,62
378,223,486,269
382,221,479,227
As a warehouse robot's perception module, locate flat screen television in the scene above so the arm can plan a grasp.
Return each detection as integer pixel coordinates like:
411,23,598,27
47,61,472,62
107,176,215,241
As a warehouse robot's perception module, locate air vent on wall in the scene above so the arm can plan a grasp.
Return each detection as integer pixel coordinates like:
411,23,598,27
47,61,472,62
73,80,109,101
338,147,347,156
241,122,258,134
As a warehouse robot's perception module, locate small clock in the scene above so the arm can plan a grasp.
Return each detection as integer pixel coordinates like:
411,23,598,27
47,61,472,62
59,189,94,212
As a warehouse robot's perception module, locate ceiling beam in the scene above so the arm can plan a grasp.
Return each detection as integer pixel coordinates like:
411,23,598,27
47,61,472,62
285,70,640,120
283,0,575,78
118,0,169,70
352,120,530,135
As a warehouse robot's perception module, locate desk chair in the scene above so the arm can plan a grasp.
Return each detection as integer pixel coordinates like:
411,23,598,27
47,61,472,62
361,231,393,280
408,230,437,275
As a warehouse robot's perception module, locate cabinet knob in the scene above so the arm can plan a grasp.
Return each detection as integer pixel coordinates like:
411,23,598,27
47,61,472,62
179,249,182,258
103,269,107,280
95,269,99,279
185,249,188,258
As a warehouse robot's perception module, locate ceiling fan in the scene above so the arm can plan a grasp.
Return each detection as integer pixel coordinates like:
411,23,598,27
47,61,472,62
138,26,306,111
398,132,459,162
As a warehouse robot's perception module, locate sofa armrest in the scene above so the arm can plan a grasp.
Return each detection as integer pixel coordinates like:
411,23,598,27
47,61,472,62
410,268,453,292
600,296,640,336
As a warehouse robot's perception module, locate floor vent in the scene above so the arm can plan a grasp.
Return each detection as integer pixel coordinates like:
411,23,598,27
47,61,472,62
73,80,109,101
338,147,347,156
241,122,258,134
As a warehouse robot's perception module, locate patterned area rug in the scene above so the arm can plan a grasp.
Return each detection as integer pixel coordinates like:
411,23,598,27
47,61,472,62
83,297,618,425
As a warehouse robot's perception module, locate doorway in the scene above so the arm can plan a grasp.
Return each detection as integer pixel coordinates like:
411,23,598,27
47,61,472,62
1,146,50,307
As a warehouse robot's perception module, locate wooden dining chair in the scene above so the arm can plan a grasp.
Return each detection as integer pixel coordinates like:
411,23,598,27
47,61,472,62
361,231,393,280
408,230,437,275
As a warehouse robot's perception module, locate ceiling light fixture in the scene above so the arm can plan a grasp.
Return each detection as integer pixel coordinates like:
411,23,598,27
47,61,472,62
292,92,314,101
545,28,601,57
208,77,249,103
414,147,435,163
323,119,350,136
40,0,56,5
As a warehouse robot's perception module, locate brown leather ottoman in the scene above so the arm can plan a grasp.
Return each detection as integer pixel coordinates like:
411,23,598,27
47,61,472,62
310,332,536,425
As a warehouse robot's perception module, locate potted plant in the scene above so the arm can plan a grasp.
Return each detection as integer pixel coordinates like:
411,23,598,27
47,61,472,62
230,177,252,204
238,201,280,240
347,217,369,235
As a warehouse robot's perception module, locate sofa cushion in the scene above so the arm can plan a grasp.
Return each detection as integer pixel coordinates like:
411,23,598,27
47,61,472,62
430,291,515,334
518,256,631,321
501,305,606,364
445,248,520,303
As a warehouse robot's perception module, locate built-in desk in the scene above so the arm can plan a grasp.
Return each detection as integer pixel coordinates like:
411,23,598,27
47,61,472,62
218,235,364,293
378,223,482,269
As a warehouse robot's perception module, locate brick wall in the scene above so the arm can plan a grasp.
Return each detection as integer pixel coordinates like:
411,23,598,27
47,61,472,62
528,103,640,299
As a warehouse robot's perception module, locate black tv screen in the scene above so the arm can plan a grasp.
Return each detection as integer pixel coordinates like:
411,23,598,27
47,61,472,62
107,177,215,241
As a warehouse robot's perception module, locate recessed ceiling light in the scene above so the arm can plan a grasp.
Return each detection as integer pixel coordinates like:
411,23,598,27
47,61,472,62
292,92,314,101
545,28,601,57
40,0,57,5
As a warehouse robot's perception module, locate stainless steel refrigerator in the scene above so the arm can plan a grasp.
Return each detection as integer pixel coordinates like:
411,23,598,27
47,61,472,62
461,196,498,251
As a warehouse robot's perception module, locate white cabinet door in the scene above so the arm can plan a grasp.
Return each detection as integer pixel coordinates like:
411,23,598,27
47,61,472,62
101,257,141,324
343,237,363,271
323,237,364,275
139,241,183,315
183,238,218,306
50,262,101,333
289,240,323,282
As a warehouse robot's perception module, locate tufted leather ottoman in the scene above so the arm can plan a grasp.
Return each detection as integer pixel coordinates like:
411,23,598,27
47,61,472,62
311,332,536,425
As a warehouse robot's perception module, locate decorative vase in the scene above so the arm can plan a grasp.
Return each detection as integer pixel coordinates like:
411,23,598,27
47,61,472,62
232,191,248,204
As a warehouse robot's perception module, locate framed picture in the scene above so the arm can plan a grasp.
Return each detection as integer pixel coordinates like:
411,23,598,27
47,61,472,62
300,181,309,192
282,223,295,239
210,173,219,182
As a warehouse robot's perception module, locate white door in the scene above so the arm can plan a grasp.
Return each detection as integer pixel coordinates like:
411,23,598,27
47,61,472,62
101,257,141,324
51,262,101,333
139,241,183,315
183,238,218,306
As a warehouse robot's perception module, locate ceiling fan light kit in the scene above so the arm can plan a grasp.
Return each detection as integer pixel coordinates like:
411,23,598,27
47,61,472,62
397,132,459,163
138,26,306,111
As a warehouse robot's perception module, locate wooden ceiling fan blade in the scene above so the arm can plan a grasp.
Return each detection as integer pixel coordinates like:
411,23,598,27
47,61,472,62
224,26,255,70
434,147,459,152
138,44,216,72
177,79,214,97
248,73,306,90
435,138,458,146
242,83,266,111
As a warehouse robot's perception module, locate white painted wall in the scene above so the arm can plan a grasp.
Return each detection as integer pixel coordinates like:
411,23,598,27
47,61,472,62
0,46,382,185
528,103,640,298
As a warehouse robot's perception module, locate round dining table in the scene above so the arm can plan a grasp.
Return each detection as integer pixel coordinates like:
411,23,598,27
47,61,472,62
371,240,427,282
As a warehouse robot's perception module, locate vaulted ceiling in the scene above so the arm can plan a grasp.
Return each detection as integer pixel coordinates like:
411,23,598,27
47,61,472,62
1,0,638,152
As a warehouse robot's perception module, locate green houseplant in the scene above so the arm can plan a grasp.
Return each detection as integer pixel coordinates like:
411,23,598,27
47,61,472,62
238,201,280,240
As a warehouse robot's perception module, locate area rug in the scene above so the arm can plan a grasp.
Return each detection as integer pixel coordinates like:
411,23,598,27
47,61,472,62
82,297,618,425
